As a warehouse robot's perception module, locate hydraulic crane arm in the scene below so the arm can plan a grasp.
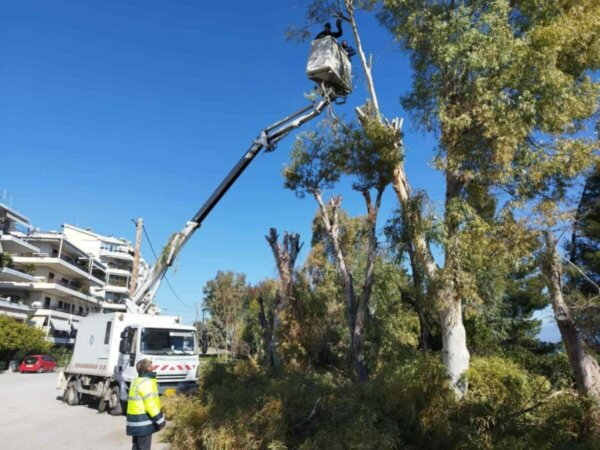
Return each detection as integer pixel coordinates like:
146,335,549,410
127,89,336,313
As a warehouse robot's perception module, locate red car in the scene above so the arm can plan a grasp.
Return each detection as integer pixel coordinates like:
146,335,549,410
19,355,57,373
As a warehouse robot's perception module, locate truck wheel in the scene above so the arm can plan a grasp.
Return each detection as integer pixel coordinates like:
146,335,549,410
98,396,107,413
107,385,123,416
64,381,80,406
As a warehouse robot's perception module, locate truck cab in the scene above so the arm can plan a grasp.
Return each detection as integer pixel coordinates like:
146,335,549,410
60,313,199,415
117,324,198,397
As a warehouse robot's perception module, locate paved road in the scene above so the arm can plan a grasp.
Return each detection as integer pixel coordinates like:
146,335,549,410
0,371,170,450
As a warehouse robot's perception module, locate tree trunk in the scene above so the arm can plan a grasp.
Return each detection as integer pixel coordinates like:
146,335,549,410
265,228,303,367
344,2,467,385
407,243,429,351
315,192,374,381
439,296,469,395
543,231,600,403
257,294,276,366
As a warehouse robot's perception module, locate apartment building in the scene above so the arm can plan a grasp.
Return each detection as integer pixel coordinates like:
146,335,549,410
0,203,149,345
0,202,35,322
0,203,109,344
63,223,149,304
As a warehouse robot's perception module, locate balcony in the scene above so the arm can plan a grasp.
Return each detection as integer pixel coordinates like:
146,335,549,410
31,307,89,320
0,297,32,321
0,234,40,254
0,280,100,305
100,249,134,261
0,267,36,282
105,284,129,294
11,256,105,286
106,267,130,276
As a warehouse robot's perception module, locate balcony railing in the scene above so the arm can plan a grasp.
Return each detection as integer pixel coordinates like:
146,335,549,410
32,305,90,316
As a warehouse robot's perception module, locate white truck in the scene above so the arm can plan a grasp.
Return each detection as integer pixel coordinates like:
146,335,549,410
59,313,198,415
58,47,351,415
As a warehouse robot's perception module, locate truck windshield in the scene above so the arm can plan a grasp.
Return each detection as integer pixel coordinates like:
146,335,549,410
140,328,196,355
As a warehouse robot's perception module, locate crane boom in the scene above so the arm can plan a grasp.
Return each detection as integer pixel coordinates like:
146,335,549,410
127,89,337,313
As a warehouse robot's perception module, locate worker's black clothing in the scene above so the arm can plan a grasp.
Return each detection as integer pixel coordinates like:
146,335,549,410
132,434,152,450
315,24,342,40
343,45,356,58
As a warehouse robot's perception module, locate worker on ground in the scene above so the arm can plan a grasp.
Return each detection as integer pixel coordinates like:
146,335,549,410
341,40,356,59
315,18,343,40
126,358,166,450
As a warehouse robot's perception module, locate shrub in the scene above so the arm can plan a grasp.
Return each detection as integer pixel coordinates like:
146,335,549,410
163,356,599,449
0,316,51,365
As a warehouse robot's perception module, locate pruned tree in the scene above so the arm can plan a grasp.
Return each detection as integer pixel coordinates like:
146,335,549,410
264,228,304,366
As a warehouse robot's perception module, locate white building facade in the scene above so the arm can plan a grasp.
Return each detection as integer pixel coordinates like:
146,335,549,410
63,224,149,304
0,204,148,345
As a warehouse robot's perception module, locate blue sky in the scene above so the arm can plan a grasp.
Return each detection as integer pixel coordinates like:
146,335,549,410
1,1,558,340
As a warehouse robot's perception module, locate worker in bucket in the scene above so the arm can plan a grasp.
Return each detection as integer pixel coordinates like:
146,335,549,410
341,40,356,58
315,18,343,39
126,359,166,450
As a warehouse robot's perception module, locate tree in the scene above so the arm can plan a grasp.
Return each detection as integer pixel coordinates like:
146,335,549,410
0,316,51,364
264,228,304,367
380,0,600,396
542,231,600,402
384,195,440,352
567,167,600,350
291,0,471,393
284,115,399,382
203,271,248,359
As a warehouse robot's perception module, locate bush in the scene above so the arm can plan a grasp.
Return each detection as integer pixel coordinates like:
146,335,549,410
0,316,51,365
163,356,599,449
48,346,73,367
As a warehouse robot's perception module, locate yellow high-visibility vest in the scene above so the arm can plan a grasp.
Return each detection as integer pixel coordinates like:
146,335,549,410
126,373,165,436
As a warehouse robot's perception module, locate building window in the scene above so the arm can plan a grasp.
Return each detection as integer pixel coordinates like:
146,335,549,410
79,306,83,314
44,297,51,308
48,272,55,280
57,301,63,310
104,321,112,344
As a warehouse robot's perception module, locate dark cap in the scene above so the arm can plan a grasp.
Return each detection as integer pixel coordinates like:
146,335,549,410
324,22,331,28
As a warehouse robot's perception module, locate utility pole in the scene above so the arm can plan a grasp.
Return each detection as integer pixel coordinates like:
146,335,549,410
129,218,143,297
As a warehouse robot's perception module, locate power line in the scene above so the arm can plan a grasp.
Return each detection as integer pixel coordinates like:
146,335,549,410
135,220,194,309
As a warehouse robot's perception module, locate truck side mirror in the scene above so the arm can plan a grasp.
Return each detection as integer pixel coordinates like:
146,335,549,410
119,329,130,354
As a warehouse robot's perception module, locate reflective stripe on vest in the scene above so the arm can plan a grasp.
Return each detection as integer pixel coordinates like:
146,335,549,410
126,374,162,436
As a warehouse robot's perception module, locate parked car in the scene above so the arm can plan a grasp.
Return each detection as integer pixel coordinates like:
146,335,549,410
19,355,57,373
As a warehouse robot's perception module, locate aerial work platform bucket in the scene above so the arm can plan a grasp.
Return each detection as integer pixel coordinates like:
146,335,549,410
306,36,352,95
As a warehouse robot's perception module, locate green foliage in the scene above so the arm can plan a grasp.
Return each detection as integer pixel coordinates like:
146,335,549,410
366,259,420,368
203,271,249,356
566,166,600,350
0,316,51,363
0,252,13,268
284,114,400,197
47,346,73,368
164,356,599,449
381,0,600,221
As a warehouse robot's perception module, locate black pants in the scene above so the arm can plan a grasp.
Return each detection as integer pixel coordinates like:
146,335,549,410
132,434,152,450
